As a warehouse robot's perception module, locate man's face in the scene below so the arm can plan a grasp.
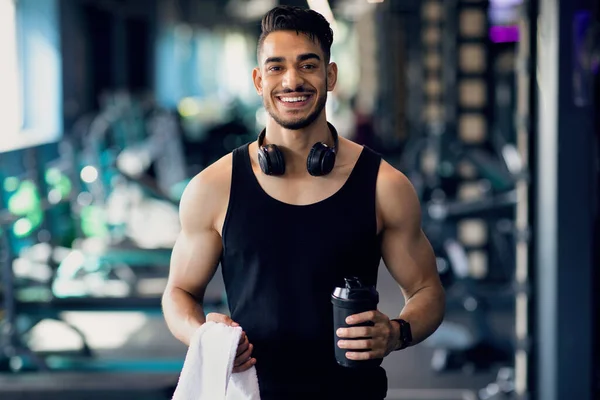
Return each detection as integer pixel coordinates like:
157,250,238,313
253,31,337,130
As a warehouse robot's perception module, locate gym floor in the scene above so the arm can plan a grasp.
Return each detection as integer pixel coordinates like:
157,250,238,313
0,263,503,400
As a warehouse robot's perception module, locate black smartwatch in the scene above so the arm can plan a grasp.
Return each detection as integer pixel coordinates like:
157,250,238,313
391,318,412,351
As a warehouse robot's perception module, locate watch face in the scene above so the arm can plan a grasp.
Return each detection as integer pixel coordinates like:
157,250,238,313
400,320,412,343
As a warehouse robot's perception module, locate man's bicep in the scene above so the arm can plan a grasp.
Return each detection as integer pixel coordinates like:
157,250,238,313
378,164,439,298
166,172,224,299
381,223,438,299
167,228,222,300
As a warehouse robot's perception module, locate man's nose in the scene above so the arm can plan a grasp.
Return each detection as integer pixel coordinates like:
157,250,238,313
282,68,304,90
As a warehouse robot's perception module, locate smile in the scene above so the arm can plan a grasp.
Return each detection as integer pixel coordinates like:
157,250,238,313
276,94,312,108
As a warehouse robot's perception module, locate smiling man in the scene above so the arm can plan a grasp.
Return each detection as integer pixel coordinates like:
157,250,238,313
162,5,445,400
256,35,332,131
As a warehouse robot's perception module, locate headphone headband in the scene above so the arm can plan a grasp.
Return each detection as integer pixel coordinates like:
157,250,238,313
257,122,339,152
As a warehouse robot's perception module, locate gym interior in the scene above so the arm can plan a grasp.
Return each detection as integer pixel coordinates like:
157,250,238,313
0,0,598,399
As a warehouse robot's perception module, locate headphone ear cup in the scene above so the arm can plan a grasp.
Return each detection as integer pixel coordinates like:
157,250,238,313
320,149,336,175
258,147,271,175
259,144,286,175
307,143,336,176
306,144,323,176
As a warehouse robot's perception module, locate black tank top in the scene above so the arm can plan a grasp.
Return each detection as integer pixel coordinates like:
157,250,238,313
220,143,387,399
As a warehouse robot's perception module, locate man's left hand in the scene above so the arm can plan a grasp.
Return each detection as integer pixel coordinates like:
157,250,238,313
336,310,399,360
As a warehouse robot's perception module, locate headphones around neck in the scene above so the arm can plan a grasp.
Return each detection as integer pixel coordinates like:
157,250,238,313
257,122,339,177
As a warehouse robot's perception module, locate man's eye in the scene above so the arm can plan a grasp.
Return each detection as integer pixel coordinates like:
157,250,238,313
269,66,282,72
302,64,315,69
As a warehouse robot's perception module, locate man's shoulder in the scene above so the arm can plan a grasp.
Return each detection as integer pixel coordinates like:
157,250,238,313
199,152,234,186
339,138,411,195
180,152,234,211
376,160,411,191
375,160,420,222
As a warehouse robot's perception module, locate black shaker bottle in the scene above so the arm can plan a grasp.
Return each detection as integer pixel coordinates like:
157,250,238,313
331,276,382,368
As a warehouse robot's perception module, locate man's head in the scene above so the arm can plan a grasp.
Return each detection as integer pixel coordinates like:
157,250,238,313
257,6,334,64
253,6,337,130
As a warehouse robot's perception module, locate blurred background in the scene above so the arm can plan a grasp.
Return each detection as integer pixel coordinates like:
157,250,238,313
0,0,598,399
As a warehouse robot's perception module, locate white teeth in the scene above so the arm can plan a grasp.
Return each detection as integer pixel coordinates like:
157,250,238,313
280,96,308,103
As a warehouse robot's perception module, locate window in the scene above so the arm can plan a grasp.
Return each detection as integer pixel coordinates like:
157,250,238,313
0,0,62,153
0,0,22,150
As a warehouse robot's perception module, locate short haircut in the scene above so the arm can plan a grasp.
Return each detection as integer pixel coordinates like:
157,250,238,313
257,5,334,64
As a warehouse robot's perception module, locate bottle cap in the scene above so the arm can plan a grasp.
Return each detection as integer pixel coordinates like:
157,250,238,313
331,277,379,304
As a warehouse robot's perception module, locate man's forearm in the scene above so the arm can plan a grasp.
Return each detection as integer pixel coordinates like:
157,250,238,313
396,285,445,346
162,286,206,346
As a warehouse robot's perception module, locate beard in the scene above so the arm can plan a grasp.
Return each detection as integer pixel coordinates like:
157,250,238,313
264,86,328,131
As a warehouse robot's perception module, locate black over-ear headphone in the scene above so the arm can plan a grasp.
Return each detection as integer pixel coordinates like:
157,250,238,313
257,122,339,177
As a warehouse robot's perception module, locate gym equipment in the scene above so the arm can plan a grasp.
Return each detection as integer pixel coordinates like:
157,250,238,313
0,91,232,374
424,237,514,374
1,200,223,373
478,368,515,400
412,132,518,373
116,108,188,203
1,215,51,372
396,0,524,376
0,160,79,372
72,94,181,245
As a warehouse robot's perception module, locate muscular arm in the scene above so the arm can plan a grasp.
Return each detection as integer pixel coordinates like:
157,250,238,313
161,160,229,346
378,162,445,346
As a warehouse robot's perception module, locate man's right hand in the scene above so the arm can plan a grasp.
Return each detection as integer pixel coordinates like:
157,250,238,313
206,312,256,373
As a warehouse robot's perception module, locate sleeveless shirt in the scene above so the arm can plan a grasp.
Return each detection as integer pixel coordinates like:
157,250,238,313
220,143,388,399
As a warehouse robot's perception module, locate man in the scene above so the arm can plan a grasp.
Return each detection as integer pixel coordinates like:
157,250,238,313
162,5,445,399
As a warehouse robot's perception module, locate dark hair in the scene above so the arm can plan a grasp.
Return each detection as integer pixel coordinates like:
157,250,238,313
258,5,334,63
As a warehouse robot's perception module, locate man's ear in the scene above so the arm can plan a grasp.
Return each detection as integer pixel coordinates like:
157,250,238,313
326,62,338,92
252,67,263,96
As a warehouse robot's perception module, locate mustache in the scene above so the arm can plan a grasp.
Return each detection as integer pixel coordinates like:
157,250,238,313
275,87,315,95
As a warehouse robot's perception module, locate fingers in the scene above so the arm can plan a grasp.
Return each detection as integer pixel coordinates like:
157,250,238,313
338,337,384,360
232,342,256,374
337,338,384,360
238,331,248,345
345,350,383,360
205,312,240,327
204,313,256,373
234,332,254,373
235,343,254,367
236,335,249,357
337,313,392,361
232,356,256,373
336,326,372,339
337,339,373,350
345,310,384,325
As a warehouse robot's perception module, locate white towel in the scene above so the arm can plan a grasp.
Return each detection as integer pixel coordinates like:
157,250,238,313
172,321,261,400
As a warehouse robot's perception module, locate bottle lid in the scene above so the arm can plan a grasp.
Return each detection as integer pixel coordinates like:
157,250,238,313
331,277,379,303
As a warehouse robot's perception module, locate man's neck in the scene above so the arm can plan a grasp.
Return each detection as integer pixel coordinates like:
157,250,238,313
263,115,334,176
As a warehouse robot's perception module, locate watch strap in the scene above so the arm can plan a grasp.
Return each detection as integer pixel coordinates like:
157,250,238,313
391,318,412,351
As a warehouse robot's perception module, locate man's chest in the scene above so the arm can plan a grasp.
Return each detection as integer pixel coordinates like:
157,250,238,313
249,159,353,206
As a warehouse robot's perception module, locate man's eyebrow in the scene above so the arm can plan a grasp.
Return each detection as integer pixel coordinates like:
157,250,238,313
264,56,285,64
264,53,321,65
297,53,320,62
